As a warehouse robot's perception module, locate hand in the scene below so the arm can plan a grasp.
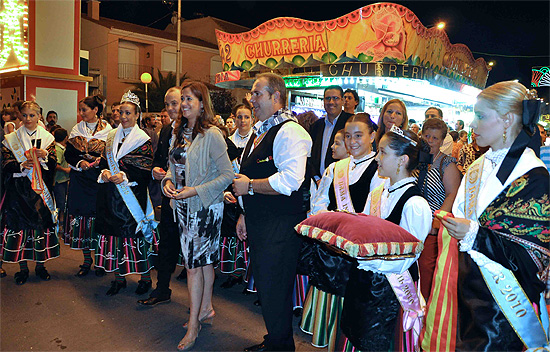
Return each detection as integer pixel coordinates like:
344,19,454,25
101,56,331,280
173,186,197,200
109,172,125,184
440,216,471,240
244,92,251,104
80,160,91,171
232,173,250,197
152,167,166,181
35,148,48,159
21,159,33,170
224,192,237,204
163,180,178,198
430,217,441,235
101,170,112,182
236,214,247,241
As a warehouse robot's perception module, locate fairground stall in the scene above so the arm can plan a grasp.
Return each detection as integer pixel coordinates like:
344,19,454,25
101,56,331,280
214,2,491,128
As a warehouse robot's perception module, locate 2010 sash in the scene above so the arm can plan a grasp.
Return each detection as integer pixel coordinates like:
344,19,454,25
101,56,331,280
4,132,57,223
464,157,549,350
333,158,354,212
105,130,157,243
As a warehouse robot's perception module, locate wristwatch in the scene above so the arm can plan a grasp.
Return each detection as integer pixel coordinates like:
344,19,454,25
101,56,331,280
248,179,254,195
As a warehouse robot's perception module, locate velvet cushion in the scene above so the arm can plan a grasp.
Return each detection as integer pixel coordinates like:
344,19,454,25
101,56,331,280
295,211,423,258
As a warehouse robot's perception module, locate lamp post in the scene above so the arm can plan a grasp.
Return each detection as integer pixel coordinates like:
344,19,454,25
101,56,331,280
140,72,152,113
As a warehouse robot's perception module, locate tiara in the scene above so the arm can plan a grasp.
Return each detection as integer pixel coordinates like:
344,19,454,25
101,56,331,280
390,125,417,146
120,90,140,106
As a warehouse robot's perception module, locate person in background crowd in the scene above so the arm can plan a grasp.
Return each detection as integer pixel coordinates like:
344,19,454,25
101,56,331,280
233,72,312,352
1,101,59,285
435,80,549,351
453,130,468,159
53,128,70,233
449,130,460,159
340,127,431,351
425,107,453,155
2,107,18,135
142,115,159,154
162,81,232,351
95,91,158,297
330,128,348,160
229,104,254,151
409,122,420,135
374,99,409,146
415,118,461,300
138,86,187,307
456,134,489,175
160,108,171,126
310,85,353,183
295,111,319,134
225,115,236,135
538,124,547,146
64,95,112,278
110,103,121,128
45,111,59,133
455,119,465,131
343,89,360,115
302,113,382,351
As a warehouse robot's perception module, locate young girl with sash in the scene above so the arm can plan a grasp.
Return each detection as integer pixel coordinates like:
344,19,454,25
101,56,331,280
428,81,550,351
339,126,432,351
1,101,59,285
64,95,112,277
95,91,158,296
301,113,382,351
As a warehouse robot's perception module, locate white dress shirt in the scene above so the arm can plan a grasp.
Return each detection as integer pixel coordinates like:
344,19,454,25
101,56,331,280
319,111,343,174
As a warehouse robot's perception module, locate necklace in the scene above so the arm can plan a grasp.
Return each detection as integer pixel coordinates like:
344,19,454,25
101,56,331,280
388,181,415,194
351,154,375,170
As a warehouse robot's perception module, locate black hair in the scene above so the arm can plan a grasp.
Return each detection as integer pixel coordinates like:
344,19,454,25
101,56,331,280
384,129,430,173
13,100,23,111
53,128,68,142
80,95,104,117
344,89,360,107
347,112,377,133
425,106,443,118
232,103,253,116
324,85,344,97
449,130,459,142
46,110,57,117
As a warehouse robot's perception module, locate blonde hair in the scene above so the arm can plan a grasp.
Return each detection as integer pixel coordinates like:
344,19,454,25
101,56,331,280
21,101,41,115
477,80,535,117
375,99,409,145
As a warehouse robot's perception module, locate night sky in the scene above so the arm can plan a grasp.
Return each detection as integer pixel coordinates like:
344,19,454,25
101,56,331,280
89,0,550,100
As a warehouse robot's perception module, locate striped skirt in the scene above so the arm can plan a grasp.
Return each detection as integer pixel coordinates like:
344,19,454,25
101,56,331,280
293,275,309,309
63,215,98,250
1,227,60,263
94,232,159,276
220,237,249,275
300,286,344,350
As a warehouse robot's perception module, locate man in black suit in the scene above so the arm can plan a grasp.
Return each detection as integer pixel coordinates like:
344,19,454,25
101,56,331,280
138,86,183,306
309,85,353,182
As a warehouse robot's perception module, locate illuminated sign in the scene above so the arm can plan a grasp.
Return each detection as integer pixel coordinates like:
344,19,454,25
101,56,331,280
245,34,327,60
292,94,324,110
321,63,430,80
214,70,241,84
532,66,550,87
0,0,28,71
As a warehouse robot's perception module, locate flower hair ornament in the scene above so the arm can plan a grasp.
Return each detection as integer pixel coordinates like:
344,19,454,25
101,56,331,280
390,125,417,146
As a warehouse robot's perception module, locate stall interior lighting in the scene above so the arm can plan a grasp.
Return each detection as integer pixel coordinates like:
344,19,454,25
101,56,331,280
0,0,28,70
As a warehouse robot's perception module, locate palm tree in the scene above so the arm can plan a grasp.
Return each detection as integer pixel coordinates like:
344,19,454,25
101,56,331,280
133,69,188,112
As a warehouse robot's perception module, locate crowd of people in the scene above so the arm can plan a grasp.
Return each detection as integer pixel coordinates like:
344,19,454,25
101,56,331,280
1,74,549,351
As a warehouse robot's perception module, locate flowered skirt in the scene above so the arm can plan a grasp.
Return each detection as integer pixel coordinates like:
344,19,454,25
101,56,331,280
63,215,98,250
300,286,344,350
220,237,249,276
94,231,159,276
1,227,60,263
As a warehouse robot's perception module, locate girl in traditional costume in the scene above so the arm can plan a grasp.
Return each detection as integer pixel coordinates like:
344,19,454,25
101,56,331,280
94,91,158,296
64,95,112,277
339,126,432,351
1,101,59,285
428,81,550,351
301,113,382,351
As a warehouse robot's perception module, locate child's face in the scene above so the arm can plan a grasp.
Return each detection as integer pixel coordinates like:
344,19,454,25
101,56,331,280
331,133,348,160
344,121,374,159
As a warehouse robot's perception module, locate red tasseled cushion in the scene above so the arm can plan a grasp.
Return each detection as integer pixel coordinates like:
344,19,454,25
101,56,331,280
295,211,423,258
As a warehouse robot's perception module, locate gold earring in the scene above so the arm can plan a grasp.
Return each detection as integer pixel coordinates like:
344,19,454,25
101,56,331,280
503,130,507,144
396,163,401,175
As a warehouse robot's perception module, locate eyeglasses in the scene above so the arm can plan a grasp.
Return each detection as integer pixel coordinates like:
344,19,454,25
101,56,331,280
324,96,341,102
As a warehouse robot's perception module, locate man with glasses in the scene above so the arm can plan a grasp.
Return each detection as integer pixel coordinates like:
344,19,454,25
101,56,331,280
309,85,353,182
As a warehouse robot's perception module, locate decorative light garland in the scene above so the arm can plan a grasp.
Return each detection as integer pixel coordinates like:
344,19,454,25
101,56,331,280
0,0,28,69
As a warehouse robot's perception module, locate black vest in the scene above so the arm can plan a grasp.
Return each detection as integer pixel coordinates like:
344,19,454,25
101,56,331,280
328,160,378,212
240,120,308,216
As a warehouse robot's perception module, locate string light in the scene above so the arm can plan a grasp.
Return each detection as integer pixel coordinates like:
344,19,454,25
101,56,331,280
0,0,28,69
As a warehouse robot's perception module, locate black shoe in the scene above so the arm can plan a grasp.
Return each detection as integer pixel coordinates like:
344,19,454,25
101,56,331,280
0,268,6,278
243,342,267,352
35,267,51,281
106,280,127,296
253,299,261,306
14,270,29,285
293,307,303,317
137,295,171,306
76,265,90,277
176,269,187,281
95,267,106,277
135,280,152,295
221,276,243,289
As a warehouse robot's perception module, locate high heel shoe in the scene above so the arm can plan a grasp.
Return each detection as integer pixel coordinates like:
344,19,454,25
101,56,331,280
177,324,201,351
182,309,215,328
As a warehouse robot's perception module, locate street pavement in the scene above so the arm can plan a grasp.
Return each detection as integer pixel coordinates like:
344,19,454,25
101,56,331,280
1,244,314,351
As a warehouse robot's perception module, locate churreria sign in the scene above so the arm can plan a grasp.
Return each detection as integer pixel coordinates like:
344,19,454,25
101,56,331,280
321,63,430,80
245,34,327,60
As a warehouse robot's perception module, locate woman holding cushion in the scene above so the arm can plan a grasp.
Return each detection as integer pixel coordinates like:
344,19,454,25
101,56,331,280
301,113,383,351
339,126,432,351
435,81,550,351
